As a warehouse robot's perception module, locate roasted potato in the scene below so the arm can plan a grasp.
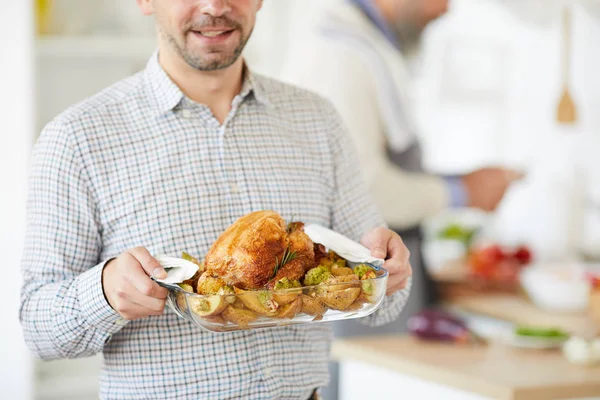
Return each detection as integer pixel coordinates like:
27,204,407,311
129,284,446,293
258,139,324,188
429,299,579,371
188,295,228,317
331,265,354,276
275,297,302,319
197,272,228,295
234,287,279,316
271,278,302,305
222,306,258,328
176,283,195,311
318,287,361,310
316,275,361,311
272,290,301,306
300,294,327,316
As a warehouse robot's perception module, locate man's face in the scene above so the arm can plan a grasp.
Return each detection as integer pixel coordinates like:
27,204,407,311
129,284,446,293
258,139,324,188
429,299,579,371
139,0,263,71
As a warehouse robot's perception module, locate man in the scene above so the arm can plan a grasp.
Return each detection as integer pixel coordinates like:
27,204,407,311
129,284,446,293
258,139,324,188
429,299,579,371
281,0,520,397
282,0,522,318
283,0,520,233
19,1,411,399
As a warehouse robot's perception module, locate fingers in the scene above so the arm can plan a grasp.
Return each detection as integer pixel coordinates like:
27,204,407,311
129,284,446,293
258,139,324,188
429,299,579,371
384,233,412,296
386,279,410,296
387,267,411,288
384,233,410,275
360,227,391,259
504,169,525,183
383,259,411,290
127,246,167,279
115,279,166,316
122,252,169,300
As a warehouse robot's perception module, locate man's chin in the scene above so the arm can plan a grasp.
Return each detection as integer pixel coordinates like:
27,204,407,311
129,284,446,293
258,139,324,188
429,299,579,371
183,52,241,71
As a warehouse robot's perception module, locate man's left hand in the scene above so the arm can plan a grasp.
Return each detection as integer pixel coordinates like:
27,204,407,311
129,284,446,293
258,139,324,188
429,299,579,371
361,227,412,296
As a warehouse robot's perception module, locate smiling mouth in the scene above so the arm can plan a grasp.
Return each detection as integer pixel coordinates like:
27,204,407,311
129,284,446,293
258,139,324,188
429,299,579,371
193,29,234,38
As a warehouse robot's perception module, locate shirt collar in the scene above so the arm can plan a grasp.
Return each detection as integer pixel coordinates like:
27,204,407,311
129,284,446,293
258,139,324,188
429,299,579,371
349,0,401,50
144,51,271,116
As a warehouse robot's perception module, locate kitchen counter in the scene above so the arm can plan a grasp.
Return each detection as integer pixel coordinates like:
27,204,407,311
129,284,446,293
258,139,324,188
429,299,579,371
332,335,600,400
444,293,594,336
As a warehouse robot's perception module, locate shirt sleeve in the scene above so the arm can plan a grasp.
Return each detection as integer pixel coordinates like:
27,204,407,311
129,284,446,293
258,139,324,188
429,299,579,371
444,176,469,208
324,101,410,327
19,118,127,361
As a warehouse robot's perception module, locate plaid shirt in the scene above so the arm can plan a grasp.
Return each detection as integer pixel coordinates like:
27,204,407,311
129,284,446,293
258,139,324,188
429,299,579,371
20,53,410,400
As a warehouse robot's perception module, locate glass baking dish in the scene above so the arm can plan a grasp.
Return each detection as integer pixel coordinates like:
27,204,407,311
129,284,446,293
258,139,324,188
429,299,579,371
156,262,388,332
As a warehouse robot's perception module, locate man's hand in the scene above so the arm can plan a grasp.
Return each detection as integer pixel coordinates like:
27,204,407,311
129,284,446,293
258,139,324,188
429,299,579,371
102,247,169,320
361,227,412,296
461,168,524,212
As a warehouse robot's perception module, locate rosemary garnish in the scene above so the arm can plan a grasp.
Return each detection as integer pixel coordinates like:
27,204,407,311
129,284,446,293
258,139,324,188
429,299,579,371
272,246,298,279
286,214,297,234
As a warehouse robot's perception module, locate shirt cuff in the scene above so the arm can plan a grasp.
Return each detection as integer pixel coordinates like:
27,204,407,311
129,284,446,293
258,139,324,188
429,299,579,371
76,259,129,335
444,176,469,208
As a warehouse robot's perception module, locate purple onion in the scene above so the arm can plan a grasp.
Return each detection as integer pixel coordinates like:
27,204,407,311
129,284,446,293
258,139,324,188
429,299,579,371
407,310,472,343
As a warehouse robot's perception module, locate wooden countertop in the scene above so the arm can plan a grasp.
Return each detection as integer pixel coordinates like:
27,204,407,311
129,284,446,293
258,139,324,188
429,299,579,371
443,293,594,336
332,335,600,400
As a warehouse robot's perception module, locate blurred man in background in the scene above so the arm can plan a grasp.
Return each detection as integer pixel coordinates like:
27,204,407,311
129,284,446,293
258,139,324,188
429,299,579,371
282,0,522,397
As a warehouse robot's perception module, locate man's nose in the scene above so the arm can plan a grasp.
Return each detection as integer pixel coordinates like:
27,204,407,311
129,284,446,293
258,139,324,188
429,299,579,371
198,0,232,17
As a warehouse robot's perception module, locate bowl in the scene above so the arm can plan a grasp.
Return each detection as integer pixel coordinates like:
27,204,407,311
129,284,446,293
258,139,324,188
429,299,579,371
519,263,591,313
158,263,388,332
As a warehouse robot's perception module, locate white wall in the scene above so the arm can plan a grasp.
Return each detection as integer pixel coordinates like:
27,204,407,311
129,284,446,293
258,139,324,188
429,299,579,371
413,0,600,259
0,1,35,399
415,0,600,173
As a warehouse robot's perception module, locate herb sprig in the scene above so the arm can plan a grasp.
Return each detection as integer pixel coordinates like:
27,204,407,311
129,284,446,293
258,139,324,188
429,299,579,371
272,247,298,279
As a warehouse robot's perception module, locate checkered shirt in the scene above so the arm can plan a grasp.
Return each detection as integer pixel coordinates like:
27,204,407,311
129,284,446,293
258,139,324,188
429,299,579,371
20,52,410,399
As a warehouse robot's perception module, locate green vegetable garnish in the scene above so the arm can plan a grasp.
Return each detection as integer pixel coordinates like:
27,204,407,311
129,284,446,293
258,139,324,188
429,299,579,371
438,223,477,247
354,264,375,280
362,281,374,296
515,326,569,339
304,266,333,286
257,291,272,304
274,278,301,290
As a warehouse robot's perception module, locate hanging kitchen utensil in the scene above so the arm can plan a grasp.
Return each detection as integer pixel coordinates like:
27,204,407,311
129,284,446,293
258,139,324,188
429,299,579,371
556,6,578,125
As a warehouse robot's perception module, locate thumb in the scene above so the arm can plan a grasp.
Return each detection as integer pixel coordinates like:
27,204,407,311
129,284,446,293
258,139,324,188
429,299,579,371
128,247,167,279
370,245,386,259
361,227,390,259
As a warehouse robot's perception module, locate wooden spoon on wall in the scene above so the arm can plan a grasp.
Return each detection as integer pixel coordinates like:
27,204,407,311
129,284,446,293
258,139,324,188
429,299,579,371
556,6,577,124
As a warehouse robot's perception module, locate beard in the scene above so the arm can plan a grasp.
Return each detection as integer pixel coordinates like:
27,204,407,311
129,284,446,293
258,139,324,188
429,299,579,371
393,20,425,56
159,15,252,71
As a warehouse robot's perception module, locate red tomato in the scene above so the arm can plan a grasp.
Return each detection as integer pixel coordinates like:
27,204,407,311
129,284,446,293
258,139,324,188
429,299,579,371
513,246,532,265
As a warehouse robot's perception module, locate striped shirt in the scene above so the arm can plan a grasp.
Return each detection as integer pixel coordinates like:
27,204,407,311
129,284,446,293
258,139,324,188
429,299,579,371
20,52,410,399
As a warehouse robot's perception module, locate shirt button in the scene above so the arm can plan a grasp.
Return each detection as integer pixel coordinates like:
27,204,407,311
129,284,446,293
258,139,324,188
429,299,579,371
263,367,272,377
230,183,240,193
115,318,128,326
180,109,193,119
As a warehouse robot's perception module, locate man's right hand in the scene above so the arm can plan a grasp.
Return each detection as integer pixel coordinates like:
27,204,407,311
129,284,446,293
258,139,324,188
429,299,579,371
461,167,524,212
102,247,169,320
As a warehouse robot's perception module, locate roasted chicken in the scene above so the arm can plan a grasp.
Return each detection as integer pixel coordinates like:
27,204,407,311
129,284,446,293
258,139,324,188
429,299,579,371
203,210,315,290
